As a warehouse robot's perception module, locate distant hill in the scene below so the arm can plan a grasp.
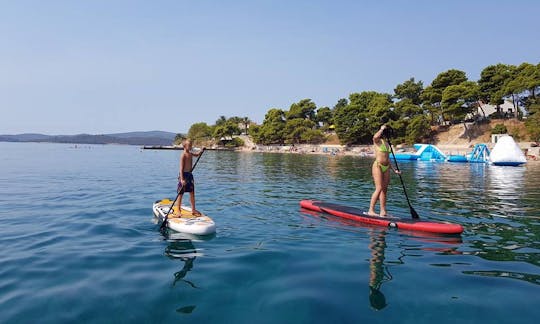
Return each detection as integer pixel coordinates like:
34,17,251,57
106,131,176,139
0,133,51,142
0,131,177,146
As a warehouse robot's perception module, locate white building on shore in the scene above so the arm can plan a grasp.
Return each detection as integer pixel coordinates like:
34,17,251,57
477,100,516,118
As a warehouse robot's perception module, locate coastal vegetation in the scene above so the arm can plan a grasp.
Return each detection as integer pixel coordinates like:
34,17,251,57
187,61,540,146
491,124,508,135
176,116,251,147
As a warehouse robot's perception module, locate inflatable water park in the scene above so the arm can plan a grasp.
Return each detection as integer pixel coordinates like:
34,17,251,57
394,135,527,166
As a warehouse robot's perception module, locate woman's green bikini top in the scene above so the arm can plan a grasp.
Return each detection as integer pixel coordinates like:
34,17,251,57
377,140,390,153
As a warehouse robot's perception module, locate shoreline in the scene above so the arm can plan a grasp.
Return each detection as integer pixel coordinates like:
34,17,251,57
235,142,540,162
236,143,476,156
237,143,373,156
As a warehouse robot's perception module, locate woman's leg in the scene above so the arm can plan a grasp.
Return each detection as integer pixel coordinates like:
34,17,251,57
379,170,391,216
369,162,383,215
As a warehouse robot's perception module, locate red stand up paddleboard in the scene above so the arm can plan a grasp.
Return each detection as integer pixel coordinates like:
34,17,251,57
300,200,463,234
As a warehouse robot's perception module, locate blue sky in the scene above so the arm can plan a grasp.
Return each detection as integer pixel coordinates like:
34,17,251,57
1,0,539,135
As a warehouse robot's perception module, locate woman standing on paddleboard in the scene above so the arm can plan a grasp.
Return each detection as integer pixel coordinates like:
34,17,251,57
368,125,400,217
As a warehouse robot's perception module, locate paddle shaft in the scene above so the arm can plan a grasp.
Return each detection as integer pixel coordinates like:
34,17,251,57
160,149,205,230
385,136,420,219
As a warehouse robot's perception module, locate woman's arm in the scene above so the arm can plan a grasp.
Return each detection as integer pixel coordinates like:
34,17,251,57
373,125,386,144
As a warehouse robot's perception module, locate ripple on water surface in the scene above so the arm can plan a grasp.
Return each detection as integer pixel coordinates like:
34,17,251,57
0,143,539,323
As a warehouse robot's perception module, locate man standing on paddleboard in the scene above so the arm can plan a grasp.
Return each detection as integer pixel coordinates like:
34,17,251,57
174,139,205,216
368,125,400,217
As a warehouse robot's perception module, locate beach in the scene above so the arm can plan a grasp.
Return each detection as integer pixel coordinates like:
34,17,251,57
236,142,540,162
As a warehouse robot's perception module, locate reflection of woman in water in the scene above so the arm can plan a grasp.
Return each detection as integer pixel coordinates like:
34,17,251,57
368,229,392,310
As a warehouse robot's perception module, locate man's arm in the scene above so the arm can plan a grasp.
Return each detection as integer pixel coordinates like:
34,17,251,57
179,153,186,182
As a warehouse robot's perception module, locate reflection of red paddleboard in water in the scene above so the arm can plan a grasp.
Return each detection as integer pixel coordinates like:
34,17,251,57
300,200,464,235
300,208,462,247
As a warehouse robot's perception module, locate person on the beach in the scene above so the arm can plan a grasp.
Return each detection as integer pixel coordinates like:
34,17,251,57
368,125,400,217
173,139,205,216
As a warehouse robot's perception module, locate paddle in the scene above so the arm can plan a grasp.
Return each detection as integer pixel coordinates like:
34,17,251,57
160,148,205,231
384,134,420,219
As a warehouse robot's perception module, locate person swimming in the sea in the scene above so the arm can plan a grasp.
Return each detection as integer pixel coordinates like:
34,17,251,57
368,125,401,217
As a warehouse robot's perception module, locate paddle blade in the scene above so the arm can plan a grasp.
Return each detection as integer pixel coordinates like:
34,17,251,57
410,206,420,219
159,218,168,230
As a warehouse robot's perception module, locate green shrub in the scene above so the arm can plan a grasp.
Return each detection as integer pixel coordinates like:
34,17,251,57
491,124,507,134
224,137,245,148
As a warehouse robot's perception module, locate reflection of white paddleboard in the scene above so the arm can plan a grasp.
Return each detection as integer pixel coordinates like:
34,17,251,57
153,199,216,235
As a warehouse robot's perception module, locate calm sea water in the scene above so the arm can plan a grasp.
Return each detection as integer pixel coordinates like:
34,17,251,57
0,142,539,324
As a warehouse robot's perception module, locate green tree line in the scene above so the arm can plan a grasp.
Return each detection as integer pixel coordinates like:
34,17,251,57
186,61,540,145
179,116,250,147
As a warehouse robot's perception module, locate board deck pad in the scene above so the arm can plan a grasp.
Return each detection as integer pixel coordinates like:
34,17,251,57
313,201,402,221
162,206,199,218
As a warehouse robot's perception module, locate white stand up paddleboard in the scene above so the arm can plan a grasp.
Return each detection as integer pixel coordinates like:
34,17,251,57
153,199,216,235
